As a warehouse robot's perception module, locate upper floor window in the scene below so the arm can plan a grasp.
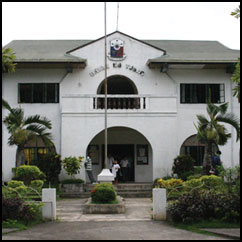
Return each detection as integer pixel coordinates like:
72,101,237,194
180,83,225,104
18,83,59,103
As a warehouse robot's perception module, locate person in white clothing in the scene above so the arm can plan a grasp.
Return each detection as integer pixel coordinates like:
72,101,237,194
112,160,120,185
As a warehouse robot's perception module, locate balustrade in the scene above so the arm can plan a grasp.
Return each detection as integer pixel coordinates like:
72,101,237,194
93,95,146,110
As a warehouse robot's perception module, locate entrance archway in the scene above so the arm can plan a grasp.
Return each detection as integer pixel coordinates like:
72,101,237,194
86,126,153,183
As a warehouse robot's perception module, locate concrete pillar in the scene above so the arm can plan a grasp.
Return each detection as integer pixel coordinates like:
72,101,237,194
42,188,56,220
153,188,166,220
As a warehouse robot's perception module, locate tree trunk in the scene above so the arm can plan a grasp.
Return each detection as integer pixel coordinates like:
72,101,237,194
16,146,26,167
202,142,213,175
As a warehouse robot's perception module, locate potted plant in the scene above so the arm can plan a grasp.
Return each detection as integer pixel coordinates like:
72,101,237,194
60,156,85,196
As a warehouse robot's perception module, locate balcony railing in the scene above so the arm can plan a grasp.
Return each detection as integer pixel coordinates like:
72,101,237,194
61,94,177,114
93,95,146,110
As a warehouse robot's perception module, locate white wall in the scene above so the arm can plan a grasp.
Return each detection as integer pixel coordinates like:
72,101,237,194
2,32,240,182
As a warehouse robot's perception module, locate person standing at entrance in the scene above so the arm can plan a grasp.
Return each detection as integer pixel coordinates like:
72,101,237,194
120,156,129,182
107,153,114,172
85,152,97,184
112,160,120,185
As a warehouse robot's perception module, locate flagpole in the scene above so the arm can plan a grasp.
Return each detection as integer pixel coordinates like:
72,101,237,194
104,2,108,169
97,2,114,183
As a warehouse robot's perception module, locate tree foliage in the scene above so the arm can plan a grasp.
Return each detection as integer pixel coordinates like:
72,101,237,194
2,99,53,167
194,102,240,174
2,47,16,73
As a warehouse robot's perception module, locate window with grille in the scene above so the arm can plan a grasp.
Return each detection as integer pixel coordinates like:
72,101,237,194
180,83,225,104
18,83,59,103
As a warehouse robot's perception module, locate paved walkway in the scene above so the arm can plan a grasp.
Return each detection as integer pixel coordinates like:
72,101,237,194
2,198,239,240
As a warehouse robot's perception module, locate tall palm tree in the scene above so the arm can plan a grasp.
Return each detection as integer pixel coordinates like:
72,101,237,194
194,102,240,175
2,99,53,167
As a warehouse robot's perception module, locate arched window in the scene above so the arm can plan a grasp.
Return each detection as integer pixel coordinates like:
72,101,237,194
97,75,138,95
24,137,56,165
180,135,218,166
96,75,141,109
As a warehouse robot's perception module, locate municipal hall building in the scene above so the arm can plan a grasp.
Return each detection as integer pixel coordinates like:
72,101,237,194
2,31,240,183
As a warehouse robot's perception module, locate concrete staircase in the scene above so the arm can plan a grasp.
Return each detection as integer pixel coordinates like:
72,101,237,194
60,183,153,198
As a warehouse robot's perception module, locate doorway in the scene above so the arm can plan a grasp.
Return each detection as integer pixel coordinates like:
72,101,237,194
102,144,135,182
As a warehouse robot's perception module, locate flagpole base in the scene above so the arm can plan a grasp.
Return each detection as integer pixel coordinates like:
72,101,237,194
97,169,115,183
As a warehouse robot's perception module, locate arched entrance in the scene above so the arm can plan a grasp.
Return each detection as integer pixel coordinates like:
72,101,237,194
86,126,153,183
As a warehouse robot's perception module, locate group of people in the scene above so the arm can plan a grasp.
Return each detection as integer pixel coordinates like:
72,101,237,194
84,152,131,185
107,154,131,184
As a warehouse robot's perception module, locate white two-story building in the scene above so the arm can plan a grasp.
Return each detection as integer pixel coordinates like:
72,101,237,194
2,31,240,183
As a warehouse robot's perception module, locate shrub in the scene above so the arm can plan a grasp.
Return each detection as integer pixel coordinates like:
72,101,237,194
172,155,195,180
3,185,28,199
20,202,43,225
2,196,24,221
200,175,223,188
7,180,24,188
32,152,62,184
183,178,202,191
157,178,183,190
62,156,83,178
15,165,46,185
167,189,240,223
29,180,44,193
91,183,117,204
60,179,84,184
157,178,184,200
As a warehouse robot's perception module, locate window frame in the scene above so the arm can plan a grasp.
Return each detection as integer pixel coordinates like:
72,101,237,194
18,83,59,104
180,83,225,104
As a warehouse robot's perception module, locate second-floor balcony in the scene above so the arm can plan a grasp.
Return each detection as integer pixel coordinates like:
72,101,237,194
93,95,146,110
61,94,177,114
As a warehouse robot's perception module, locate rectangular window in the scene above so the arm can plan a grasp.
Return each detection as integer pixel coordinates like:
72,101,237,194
180,84,225,104
18,83,59,103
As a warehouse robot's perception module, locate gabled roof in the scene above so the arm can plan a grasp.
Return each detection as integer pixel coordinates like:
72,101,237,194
4,32,240,68
66,31,167,54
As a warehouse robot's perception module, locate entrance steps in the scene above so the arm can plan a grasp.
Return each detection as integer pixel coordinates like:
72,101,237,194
60,183,153,198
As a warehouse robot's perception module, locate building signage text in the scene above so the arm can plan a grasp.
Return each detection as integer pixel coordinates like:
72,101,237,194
89,63,144,77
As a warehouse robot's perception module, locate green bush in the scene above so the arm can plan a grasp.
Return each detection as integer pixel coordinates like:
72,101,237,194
15,165,46,185
7,180,24,188
20,202,43,225
32,152,62,185
172,155,195,181
200,175,223,188
62,156,83,178
91,183,117,204
29,180,44,193
167,189,240,223
3,185,28,199
60,179,84,184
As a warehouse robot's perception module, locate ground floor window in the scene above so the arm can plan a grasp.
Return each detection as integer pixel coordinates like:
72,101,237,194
24,137,56,165
184,146,204,166
180,135,218,166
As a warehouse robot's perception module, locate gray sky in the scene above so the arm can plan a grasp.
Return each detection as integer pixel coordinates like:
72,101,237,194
2,2,240,49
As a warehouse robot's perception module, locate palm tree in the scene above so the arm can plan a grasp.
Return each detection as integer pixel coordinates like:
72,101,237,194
194,102,240,175
2,99,53,167
2,47,17,73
